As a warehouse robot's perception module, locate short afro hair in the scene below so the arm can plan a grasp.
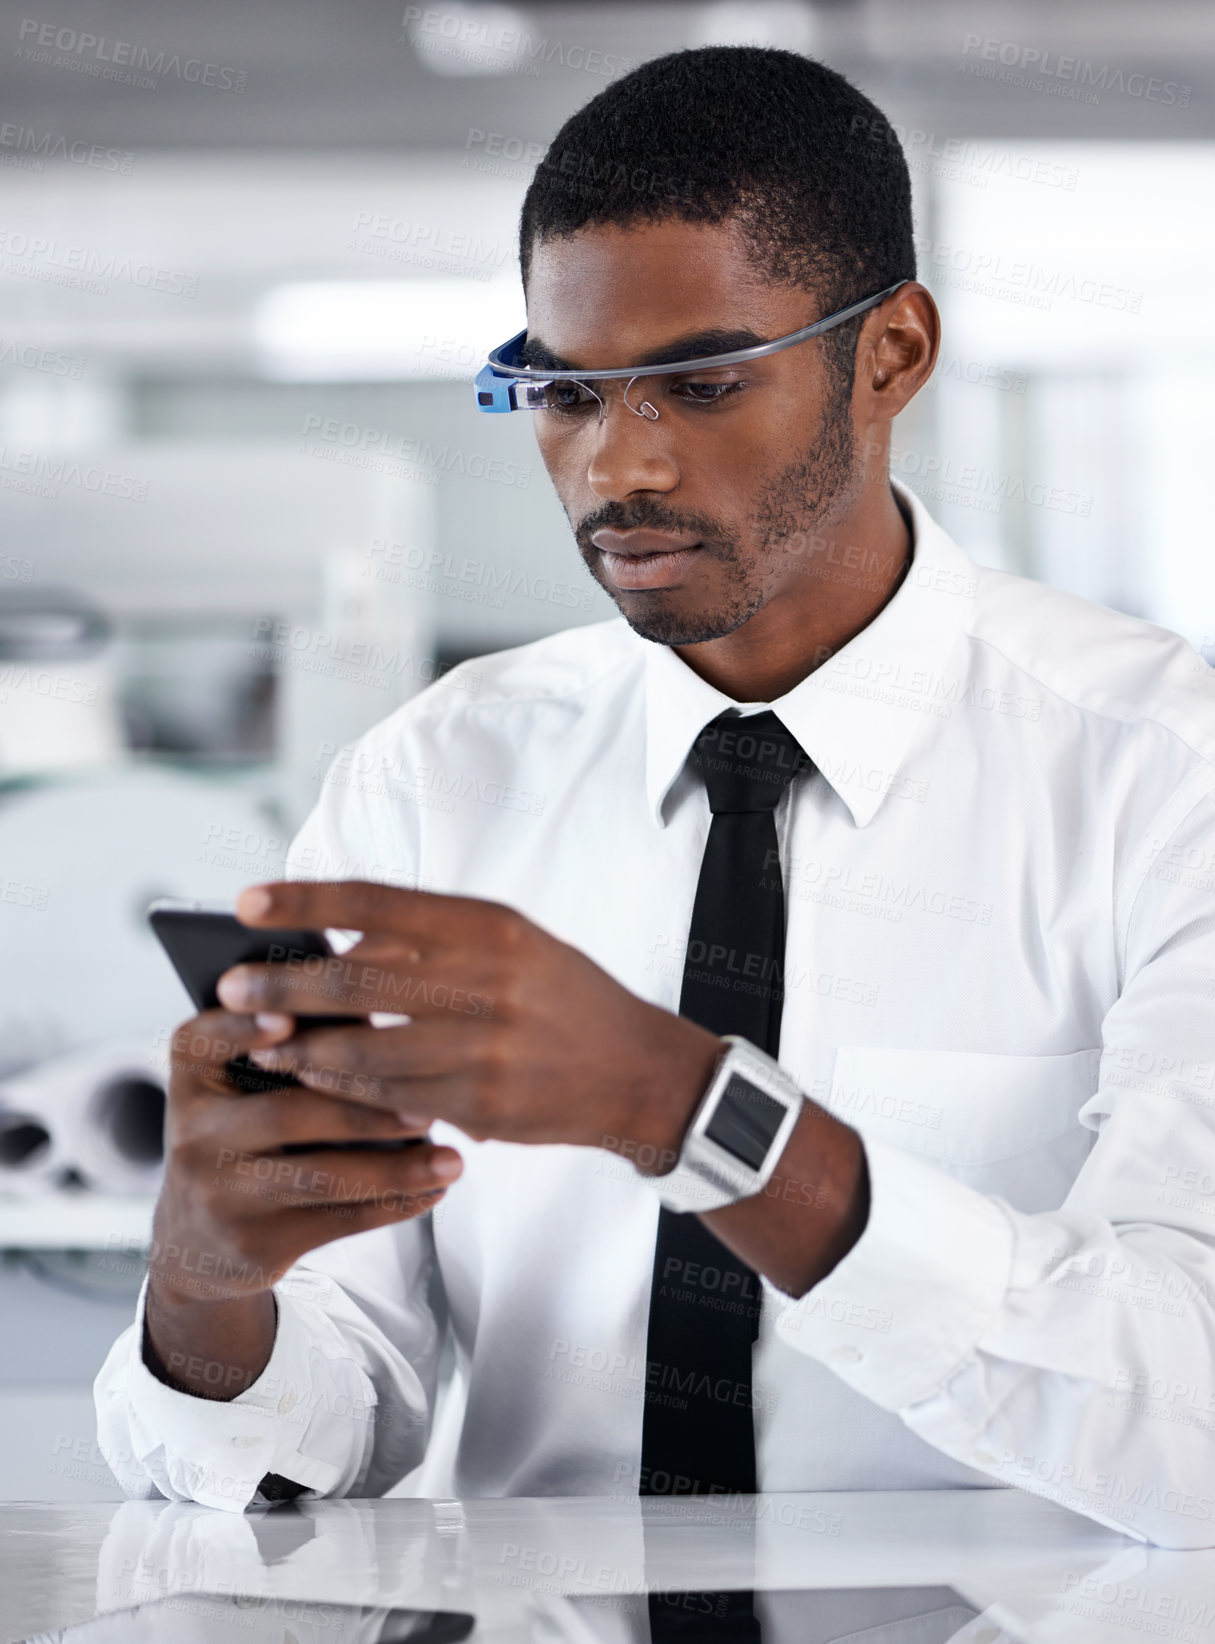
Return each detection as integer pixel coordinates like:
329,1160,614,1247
519,46,915,389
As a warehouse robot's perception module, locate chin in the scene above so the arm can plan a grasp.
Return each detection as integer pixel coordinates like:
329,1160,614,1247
614,597,761,648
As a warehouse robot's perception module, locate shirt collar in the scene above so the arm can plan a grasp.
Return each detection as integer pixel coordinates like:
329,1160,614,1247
640,479,977,829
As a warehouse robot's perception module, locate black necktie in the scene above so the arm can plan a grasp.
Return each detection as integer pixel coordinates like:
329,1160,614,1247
641,708,812,1640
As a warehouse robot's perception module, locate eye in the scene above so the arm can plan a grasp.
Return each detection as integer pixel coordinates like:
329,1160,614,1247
543,380,600,415
671,379,746,405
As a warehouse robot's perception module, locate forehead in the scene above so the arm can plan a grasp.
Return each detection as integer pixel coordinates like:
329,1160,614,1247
524,218,805,368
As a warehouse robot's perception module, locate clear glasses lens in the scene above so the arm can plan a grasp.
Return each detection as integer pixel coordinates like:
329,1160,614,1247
528,376,662,422
540,379,605,416
518,381,557,410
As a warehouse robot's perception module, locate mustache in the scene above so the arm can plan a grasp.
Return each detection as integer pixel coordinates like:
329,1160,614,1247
574,503,733,552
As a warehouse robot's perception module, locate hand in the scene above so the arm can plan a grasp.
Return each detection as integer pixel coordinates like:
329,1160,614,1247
144,1005,462,1398
217,880,723,1164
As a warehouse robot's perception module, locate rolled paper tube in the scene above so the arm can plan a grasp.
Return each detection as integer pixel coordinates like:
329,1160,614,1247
0,1043,167,1197
0,1103,63,1196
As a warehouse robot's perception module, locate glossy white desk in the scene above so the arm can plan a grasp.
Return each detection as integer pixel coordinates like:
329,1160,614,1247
1,1489,1210,1643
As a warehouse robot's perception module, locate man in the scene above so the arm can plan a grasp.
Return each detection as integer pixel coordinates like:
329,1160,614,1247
97,46,1215,1550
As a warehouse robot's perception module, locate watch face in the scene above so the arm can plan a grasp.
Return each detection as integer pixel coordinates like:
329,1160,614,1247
704,1072,787,1169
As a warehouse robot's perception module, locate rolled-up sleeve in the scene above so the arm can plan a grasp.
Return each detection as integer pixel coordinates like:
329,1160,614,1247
767,784,1215,1549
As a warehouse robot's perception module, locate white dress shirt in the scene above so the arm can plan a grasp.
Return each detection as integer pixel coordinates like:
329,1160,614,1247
96,480,1215,1547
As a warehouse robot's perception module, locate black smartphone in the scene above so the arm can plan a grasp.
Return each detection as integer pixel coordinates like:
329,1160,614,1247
147,901,402,1118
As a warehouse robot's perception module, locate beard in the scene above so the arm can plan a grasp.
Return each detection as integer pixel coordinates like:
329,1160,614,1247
572,375,862,647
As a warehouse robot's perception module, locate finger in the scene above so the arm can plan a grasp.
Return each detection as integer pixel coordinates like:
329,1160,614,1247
217,1140,463,1213
218,953,498,1024
191,1089,433,1156
236,879,520,954
260,1018,488,1092
168,1010,298,1095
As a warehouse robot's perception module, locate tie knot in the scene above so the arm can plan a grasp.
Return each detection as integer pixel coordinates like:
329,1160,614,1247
691,709,813,814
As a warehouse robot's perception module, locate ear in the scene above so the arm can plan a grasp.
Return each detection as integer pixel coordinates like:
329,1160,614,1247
856,283,940,424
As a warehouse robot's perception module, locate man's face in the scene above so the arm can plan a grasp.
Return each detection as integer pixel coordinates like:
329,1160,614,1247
523,218,867,647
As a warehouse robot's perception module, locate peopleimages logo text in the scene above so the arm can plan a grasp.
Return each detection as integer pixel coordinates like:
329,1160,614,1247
960,34,1190,105
15,19,247,91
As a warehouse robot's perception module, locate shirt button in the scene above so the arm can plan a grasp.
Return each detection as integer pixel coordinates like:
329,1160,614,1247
973,1449,999,1466
231,1435,260,1448
974,1628,1001,1644
831,1345,864,1365
277,1391,298,1415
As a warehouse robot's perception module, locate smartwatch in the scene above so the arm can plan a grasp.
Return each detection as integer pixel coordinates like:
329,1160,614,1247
646,1035,805,1213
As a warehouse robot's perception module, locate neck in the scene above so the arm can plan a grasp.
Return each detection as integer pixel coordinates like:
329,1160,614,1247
672,481,912,702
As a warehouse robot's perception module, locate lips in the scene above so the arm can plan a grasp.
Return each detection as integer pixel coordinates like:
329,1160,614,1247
591,542,697,588
589,528,702,559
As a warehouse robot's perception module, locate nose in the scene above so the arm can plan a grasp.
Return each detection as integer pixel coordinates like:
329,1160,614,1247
585,384,679,502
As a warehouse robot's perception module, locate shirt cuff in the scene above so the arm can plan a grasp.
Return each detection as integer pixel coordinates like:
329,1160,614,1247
762,1137,1016,1410
109,1275,377,1513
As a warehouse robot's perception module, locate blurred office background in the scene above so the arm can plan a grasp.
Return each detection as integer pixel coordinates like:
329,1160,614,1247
0,0,1212,1500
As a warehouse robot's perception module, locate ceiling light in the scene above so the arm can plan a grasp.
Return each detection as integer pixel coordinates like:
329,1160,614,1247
251,278,522,381
689,2,819,54
403,3,537,78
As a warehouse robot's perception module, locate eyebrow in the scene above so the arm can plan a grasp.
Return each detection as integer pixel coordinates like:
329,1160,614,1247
518,327,771,372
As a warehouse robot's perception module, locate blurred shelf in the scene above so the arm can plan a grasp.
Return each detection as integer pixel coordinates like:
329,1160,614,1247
0,1195,154,1251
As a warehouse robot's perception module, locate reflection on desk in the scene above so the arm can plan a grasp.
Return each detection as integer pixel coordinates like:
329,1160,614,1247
18,1585,980,1643
20,1594,475,1644
2,1489,1212,1644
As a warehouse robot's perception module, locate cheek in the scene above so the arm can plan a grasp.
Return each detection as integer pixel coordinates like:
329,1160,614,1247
690,429,782,504
532,427,578,507
532,419,570,478
534,420,560,454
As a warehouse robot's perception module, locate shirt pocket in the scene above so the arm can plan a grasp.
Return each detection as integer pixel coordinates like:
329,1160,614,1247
828,1045,1100,1211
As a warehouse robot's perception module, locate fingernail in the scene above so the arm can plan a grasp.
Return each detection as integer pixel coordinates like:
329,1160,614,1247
256,1012,293,1036
430,1153,462,1181
238,886,273,920
216,972,246,1009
